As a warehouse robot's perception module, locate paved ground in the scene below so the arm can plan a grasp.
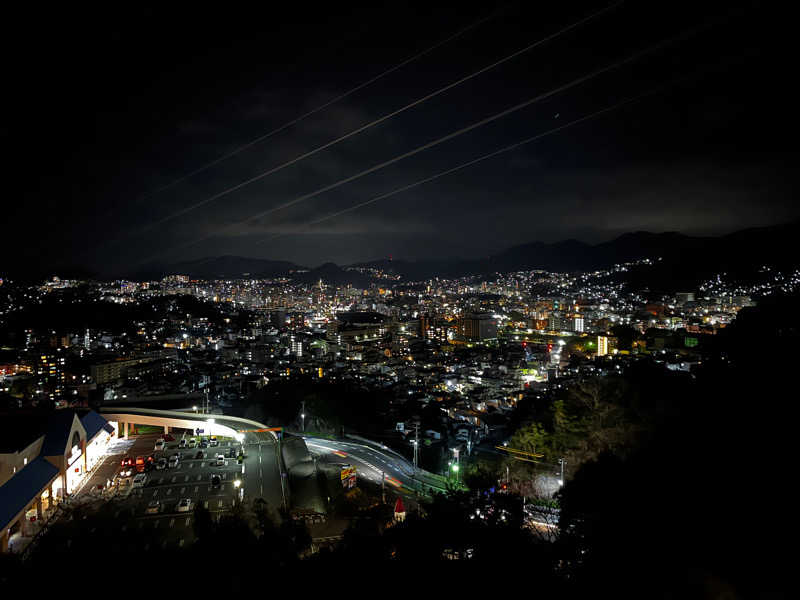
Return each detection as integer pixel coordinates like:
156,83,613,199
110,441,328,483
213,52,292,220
65,432,278,549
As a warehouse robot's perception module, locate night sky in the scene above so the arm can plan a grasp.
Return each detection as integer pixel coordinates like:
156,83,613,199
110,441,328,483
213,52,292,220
4,1,797,277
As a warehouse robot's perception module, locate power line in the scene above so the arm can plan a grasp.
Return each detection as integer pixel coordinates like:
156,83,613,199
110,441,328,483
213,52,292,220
127,1,625,237
257,75,696,243
141,18,712,263
129,12,499,204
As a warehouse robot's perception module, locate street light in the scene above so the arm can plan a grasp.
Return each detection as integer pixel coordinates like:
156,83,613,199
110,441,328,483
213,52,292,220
193,405,198,413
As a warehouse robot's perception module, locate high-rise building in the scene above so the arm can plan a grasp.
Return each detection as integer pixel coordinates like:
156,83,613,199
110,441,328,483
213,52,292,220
419,314,433,338
597,335,617,356
459,313,498,341
36,351,66,400
573,315,584,333
290,336,303,357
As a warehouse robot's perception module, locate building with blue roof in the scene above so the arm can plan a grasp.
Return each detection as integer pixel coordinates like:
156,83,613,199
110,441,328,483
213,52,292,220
0,409,116,552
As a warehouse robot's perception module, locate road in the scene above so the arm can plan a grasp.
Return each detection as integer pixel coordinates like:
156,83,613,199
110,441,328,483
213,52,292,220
303,437,449,496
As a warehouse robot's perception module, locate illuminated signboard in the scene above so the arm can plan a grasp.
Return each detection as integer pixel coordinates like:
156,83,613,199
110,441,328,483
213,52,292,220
340,465,357,489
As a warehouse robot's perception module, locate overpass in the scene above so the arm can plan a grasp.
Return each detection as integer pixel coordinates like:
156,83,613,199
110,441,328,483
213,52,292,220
98,407,279,441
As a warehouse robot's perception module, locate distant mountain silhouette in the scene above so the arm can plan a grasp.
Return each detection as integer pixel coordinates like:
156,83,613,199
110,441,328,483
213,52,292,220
45,221,799,292
157,255,302,279
291,262,372,287
351,222,800,290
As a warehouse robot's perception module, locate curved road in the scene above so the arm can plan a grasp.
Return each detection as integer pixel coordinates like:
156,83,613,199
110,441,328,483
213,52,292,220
303,437,449,496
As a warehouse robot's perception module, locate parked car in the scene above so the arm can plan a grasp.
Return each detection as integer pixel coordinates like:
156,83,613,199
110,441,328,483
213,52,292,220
209,436,219,447
210,475,221,489
179,438,187,448
156,458,167,470
188,439,197,448
199,440,208,448
176,498,193,513
154,439,165,451
132,473,147,488
216,454,225,466
145,500,161,514
195,450,204,459
168,455,179,468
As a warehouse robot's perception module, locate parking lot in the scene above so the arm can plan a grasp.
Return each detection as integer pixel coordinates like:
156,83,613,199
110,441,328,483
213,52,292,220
110,433,245,548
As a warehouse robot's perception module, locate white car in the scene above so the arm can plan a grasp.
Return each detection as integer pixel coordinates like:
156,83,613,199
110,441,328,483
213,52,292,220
216,454,225,466
176,498,193,513
132,473,147,488
168,456,179,468
154,439,165,451
188,439,197,448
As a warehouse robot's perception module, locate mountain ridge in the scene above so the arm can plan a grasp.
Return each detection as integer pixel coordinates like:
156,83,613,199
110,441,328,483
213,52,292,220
29,222,800,289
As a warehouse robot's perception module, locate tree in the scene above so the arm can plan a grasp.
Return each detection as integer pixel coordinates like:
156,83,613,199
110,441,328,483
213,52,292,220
510,421,550,457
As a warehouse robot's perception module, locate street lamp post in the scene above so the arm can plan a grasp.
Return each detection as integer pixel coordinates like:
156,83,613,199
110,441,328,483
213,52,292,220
450,447,460,483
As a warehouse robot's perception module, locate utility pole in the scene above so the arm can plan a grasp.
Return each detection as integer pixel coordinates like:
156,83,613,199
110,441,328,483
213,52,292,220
413,423,419,470
559,457,565,486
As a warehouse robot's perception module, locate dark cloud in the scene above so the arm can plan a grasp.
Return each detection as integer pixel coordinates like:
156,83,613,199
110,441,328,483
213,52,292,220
3,1,798,277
